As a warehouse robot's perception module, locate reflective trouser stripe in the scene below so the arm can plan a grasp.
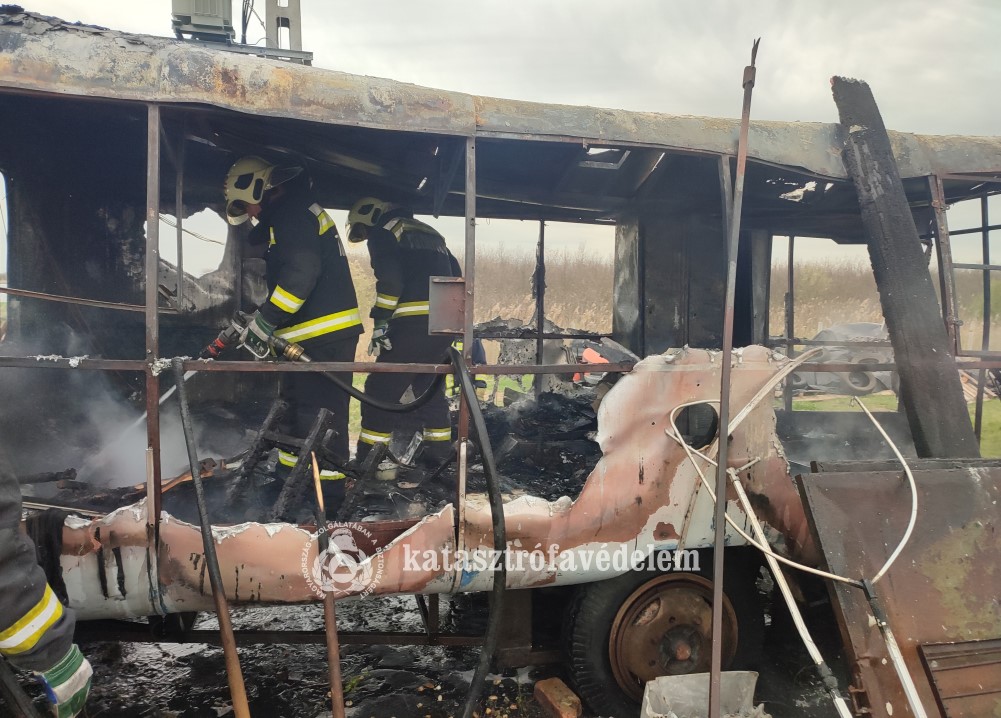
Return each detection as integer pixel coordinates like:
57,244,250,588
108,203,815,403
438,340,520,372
375,293,400,310
0,585,64,656
277,450,344,480
270,285,305,313
359,429,391,445
392,301,430,318
274,308,362,342
423,428,452,442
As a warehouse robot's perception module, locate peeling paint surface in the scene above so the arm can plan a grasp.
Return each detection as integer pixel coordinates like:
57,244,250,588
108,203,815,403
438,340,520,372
47,346,816,619
801,466,1001,717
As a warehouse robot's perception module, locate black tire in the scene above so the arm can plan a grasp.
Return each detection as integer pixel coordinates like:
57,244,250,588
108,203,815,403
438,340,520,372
563,548,763,718
835,370,879,396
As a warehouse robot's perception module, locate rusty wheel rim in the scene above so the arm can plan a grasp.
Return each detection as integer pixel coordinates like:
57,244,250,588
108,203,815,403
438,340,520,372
608,574,739,702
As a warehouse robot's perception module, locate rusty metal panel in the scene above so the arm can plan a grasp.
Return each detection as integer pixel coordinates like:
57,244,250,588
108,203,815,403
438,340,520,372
428,277,465,336
919,639,1001,717
798,467,1001,718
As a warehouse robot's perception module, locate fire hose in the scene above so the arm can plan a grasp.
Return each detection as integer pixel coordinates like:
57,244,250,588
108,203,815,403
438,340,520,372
200,312,447,413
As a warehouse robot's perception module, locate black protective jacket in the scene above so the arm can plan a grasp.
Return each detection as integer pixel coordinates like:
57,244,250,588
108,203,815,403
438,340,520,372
366,214,461,324
250,187,362,348
0,455,75,672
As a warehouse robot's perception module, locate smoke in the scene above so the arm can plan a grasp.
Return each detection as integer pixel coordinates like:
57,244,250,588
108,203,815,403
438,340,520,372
1,330,247,490
76,382,247,488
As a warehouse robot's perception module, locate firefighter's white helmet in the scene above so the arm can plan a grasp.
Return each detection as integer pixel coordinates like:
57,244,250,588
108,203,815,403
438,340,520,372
346,197,394,242
224,156,302,225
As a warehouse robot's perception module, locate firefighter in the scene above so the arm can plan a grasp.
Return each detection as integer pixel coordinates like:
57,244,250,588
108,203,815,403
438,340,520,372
1,458,92,717
346,198,460,466
224,157,362,514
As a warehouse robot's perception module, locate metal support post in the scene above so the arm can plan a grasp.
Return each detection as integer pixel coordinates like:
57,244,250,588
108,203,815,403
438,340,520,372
709,39,758,718
144,104,163,525
783,236,796,411
929,176,960,353
534,220,546,398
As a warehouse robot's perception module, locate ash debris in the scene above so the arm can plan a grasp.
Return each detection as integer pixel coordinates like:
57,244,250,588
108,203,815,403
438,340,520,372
340,390,601,522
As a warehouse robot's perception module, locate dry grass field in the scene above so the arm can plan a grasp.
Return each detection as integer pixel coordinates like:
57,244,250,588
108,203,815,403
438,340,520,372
347,249,999,353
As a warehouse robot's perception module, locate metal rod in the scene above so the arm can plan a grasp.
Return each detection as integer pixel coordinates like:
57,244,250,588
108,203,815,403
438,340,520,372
476,331,610,340
534,220,546,399
145,104,164,525
457,136,476,536
0,355,637,374
930,176,960,354
76,624,486,647
175,116,186,310
311,453,346,718
953,262,1001,271
709,39,759,718
974,196,992,443
768,337,891,348
783,235,796,411
172,358,251,718
0,286,178,313
862,580,930,718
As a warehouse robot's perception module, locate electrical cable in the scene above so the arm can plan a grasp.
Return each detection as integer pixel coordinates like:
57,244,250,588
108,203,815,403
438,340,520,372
662,347,863,587
159,214,225,246
665,411,862,587
727,467,854,718
449,346,506,718
850,397,919,584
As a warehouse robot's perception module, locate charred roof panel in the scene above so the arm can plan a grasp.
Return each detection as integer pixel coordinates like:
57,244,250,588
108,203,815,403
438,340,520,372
2,8,1001,183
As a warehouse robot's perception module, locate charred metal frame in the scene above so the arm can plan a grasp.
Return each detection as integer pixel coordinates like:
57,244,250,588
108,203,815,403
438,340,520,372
769,173,1001,449
0,88,634,656
3,15,1001,699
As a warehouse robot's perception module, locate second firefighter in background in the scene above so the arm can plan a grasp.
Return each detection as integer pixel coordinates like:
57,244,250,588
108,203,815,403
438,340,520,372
347,197,461,466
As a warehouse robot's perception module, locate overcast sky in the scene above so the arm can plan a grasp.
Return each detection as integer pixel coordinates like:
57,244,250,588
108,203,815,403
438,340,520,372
2,0,999,273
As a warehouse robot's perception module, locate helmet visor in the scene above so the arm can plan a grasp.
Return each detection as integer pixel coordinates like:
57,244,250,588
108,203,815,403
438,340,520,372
226,199,251,225
347,223,369,242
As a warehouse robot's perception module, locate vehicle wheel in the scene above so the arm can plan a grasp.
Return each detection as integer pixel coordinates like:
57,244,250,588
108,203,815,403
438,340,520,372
563,548,763,718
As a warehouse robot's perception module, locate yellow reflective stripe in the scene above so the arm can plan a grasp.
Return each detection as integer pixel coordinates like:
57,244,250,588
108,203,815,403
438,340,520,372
375,293,400,310
269,227,276,247
359,429,391,445
423,428,452,442
270,285,305,314
309,203,336,235
392,301,430,318
320,471,345,481
274,309,362,342
278,450,298,467
385,217,438,241
0,585,64,655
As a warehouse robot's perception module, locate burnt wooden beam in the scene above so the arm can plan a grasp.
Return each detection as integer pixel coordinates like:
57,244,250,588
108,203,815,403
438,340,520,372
831,77,979,458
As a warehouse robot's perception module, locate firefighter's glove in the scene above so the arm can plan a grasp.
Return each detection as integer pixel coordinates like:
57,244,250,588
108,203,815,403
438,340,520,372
35,644,93,718
368,320,392,357
242,310,276,360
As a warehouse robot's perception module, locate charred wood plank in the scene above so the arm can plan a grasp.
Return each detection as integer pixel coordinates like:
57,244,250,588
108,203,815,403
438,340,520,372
831,77,980,458
17,468,76,484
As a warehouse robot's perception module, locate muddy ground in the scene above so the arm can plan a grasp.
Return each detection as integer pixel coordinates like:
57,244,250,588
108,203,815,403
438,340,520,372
3,586,846,718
